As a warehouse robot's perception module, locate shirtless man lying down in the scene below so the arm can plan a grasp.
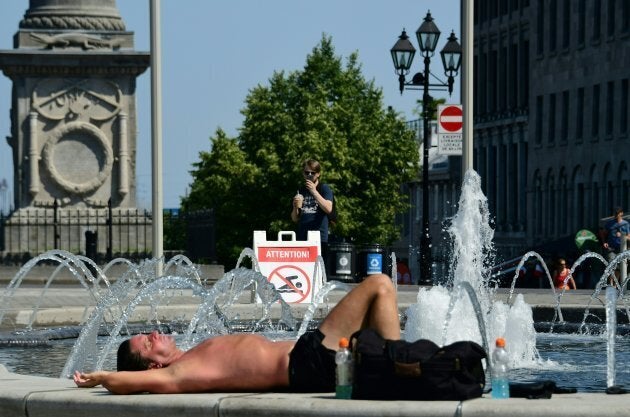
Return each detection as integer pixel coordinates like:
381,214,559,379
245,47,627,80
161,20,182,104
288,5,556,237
73,274,400,394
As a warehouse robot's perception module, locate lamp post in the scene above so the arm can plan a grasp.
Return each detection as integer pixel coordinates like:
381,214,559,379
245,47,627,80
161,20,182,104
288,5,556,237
391,11,462,285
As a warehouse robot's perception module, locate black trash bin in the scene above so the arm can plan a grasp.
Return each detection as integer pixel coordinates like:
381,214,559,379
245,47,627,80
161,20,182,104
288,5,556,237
356,244,387,281
326,242,355,283
85,230,97,260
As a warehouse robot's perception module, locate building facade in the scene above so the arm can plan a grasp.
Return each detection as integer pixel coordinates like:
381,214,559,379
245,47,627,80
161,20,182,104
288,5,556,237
394,1,630,283
475,0,629,260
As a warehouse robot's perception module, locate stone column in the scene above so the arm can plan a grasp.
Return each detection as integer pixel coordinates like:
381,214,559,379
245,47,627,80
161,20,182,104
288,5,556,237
28,111,39,197
118,112,129,197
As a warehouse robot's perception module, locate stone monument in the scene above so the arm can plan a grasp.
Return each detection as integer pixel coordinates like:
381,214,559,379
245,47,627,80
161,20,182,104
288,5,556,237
0,0,150,257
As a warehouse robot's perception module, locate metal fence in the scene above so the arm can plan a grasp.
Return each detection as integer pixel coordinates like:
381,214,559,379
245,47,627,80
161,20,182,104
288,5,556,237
0,205,215,265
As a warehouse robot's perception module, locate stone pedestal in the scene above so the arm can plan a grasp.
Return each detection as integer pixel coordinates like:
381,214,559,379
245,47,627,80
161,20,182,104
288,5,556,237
0,0,150,257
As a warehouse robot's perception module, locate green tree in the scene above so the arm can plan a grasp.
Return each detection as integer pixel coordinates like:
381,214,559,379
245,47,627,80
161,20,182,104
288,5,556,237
183,36,419,267
413,96,446,121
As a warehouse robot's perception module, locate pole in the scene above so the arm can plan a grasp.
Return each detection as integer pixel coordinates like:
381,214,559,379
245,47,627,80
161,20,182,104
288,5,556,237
420,54,433,284
150,0,163,276
461,0,474,175
107,198,113,261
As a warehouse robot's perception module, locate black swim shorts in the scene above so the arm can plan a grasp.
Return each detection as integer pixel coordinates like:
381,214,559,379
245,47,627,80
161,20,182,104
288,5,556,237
288,329,336,392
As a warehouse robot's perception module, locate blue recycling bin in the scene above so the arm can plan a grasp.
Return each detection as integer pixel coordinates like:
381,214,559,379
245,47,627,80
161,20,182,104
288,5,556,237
356,244,387,281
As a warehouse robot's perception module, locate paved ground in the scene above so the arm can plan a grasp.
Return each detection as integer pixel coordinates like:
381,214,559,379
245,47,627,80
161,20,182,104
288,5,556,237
1,266,630,417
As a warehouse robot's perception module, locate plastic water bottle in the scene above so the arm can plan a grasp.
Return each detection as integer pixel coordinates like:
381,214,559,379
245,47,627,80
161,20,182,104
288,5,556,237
491,337,510,399
335,337,353,399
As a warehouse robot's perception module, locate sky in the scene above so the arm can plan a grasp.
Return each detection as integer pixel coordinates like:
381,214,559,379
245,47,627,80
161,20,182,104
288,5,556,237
0,0,462,210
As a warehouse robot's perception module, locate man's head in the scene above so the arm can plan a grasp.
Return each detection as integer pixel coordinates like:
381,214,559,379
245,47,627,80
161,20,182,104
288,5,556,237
118,331,178,371
614,207,624,219
302,159,321,183
117,339,151,371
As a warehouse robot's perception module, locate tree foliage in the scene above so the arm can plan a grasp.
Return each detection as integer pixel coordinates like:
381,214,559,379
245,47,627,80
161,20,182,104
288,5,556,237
182,36,419,267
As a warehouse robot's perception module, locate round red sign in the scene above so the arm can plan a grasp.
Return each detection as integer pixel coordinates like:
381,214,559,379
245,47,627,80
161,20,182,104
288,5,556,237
439,105,463,132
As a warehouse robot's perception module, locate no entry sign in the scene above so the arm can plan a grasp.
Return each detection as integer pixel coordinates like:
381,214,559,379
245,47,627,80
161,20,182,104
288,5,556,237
438,105,463,133
253,230,322,303
437,104,463,155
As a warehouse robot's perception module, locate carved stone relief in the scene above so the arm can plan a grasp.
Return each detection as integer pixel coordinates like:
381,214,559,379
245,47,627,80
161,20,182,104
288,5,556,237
42,121,113,195
30,78,120,203
32,78,122,122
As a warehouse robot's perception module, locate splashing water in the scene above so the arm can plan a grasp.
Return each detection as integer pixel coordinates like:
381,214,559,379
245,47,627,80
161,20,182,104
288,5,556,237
403,170,539,368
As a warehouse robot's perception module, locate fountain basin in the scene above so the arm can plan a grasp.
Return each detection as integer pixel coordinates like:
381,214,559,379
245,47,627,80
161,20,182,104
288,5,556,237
1,281,630,416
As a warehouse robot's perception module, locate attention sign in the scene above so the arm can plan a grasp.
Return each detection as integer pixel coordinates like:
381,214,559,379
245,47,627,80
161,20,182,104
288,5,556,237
253,230,322,303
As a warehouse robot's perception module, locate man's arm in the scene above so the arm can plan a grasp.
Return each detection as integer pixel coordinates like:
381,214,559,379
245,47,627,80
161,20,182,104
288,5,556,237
309,184,333,214
74,369,182,395
291,202,300,223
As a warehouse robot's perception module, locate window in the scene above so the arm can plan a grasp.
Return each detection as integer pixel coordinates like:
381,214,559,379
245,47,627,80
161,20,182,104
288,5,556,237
491,0,499,19
593,0,601,42
592,84,600,137
608,0,616,37
562,0,571,48
578,0,586,45
499,47,507,110
480,52,487,113
548,93,556,143
537,0,545,54
621,79,629,134
490,50,498,111
623,0,630,32
606,81,614,136
474,55,479,114
561,90,569,142
576,87,584,140
510,43,518,108
520,41,529,107
549,0,557,52
536,95,543,144
501,0,509,15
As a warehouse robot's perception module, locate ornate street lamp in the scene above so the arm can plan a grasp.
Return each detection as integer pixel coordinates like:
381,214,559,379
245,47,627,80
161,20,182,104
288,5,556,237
390,11,462,285
391,30,416,94
440,31,463,94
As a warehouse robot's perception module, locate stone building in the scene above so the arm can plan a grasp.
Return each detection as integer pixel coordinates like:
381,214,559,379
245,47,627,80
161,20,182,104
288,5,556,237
394,1,630,282
0,0,150,256
474,0,630,260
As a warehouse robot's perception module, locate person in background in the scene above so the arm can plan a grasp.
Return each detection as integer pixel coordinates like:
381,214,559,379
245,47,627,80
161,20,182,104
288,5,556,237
291,159,334,255
599,206,630,287
552,257,576,290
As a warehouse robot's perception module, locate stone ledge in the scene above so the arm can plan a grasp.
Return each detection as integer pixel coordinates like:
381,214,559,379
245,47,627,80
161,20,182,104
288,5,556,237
0,368,629,417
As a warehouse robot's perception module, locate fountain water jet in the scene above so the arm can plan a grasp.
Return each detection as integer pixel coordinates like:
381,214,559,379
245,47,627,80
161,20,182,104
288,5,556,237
404,170,539,369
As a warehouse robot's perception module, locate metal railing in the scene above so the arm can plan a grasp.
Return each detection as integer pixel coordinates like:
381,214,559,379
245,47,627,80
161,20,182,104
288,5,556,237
0,204,216,264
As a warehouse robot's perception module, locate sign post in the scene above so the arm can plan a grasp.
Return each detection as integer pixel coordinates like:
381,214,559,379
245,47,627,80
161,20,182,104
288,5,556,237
253,230,322,303
437,104,463,155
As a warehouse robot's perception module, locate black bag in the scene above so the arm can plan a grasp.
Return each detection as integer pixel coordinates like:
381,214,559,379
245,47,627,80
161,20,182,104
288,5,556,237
509,380,577,398
351,328,486,401
328,195,337,224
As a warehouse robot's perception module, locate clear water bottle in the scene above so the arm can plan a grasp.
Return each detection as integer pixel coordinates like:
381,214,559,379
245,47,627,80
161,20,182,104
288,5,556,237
491,337,510,399
335,337,353,399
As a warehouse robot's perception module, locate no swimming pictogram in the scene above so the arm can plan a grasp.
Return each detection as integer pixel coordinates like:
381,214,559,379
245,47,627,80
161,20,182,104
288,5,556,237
268,265,312,303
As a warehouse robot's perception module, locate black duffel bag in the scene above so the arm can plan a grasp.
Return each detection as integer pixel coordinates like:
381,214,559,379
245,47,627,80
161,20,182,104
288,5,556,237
350,328,486,401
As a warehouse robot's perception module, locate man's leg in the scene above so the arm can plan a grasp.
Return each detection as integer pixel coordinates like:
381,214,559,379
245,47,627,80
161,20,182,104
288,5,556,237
607,250,620,287
318,274,400,350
